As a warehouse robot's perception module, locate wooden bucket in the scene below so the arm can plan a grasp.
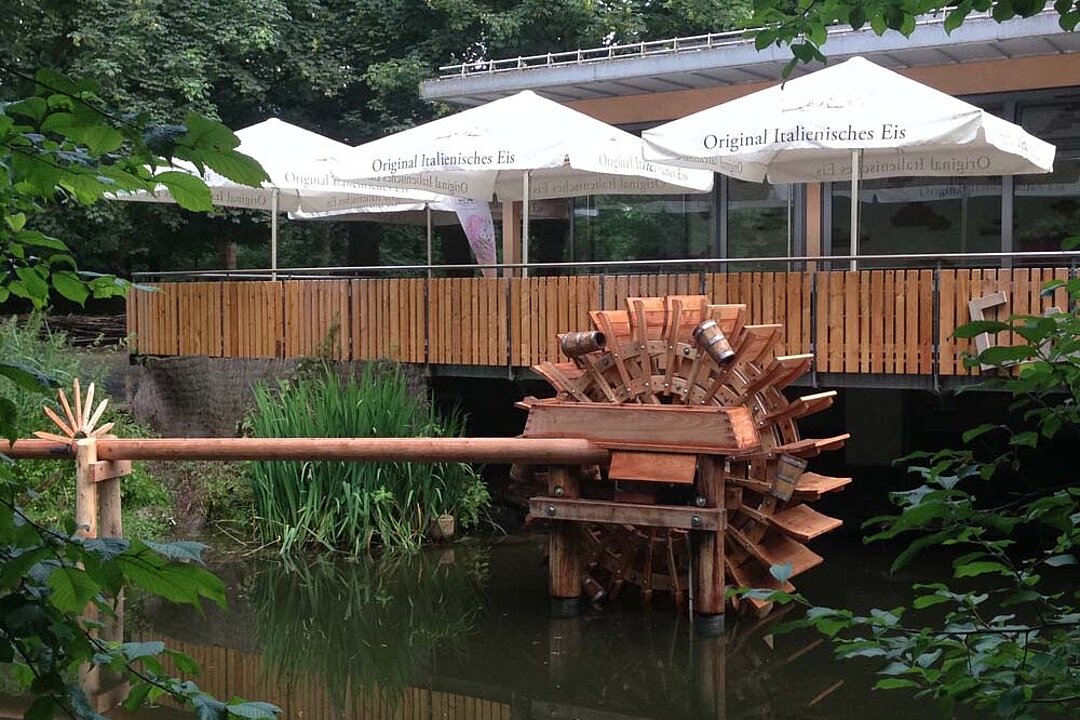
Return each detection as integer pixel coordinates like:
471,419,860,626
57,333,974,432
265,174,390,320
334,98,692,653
560,331,606,359
692,320,735,365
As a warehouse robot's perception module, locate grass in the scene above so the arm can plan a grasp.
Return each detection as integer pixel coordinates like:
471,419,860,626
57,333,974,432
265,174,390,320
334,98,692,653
245,363,489,555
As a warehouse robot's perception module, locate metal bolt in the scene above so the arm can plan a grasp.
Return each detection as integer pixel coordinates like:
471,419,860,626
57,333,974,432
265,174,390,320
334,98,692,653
691,515,702,527
694,496,707,507
546,505,557,517
554,486,564,497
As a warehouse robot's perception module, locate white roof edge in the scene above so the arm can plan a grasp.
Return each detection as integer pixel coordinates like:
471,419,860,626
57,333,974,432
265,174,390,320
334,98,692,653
421,11,1072,103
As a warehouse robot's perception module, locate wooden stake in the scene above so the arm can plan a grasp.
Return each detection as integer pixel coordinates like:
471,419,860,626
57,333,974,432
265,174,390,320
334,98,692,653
547,465,582,600
74,438,98,539
695,455,725,618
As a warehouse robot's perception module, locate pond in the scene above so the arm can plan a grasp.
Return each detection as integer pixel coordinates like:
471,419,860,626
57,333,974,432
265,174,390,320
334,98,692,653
125,533,949,720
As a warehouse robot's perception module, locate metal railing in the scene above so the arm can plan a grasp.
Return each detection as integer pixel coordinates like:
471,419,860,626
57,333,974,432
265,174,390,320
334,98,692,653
132,250,1080,282
433,8,1005,79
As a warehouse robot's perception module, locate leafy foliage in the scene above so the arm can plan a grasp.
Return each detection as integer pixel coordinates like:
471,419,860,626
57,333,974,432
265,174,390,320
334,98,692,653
245,364,489,555
749,0,1080,75
742,274,1080,718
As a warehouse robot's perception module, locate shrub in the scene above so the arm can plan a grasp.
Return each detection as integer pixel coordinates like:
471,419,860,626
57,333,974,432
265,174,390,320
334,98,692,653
245,364,489,554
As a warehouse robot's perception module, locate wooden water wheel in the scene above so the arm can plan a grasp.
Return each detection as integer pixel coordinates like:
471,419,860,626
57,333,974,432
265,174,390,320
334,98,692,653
518,295,851,616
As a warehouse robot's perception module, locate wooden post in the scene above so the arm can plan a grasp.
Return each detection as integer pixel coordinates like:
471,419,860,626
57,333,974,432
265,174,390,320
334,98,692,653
98,436,123,539
694,455,725,631
547,465,582,610
74,438,98,539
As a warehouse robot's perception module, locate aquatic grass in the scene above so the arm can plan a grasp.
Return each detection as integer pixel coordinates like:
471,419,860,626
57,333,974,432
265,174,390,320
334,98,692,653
245,364,489,555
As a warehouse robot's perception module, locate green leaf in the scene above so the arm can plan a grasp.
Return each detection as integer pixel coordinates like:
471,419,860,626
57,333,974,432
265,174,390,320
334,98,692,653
874,678,919,690
913,593,950,610
46,567,101,614
121,641,165,662
1045,553,1077,567
954,561,1010,578
953,320,1011,338
962,423,1000,443
1009,430,1038,448
179,113,240,152
0,362,56,393
14,266,49,304
199,150,267,187
153,171,212,211
63,123,125,155
225,701,281,719
8,97,48,124
144,539,208,564
979,345,1036,366
769,562,793,584
52,271,90,305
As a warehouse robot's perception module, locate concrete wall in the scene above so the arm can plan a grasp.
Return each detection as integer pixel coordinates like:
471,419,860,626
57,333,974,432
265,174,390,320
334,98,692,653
126,356,428,437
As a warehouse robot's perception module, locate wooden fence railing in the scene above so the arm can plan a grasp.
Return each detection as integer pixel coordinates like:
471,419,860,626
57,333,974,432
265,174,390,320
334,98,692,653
126,268,1071,377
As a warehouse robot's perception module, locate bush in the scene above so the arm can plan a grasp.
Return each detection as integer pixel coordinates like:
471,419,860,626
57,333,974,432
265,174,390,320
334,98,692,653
0,315,172,538
245,364,489,554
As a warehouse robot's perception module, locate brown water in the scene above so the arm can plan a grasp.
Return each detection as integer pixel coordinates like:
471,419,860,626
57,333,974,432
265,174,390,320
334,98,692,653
127,534,952,720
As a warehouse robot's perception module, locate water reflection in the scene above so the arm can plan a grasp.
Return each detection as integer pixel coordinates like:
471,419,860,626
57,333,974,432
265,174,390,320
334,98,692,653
131,539,928,720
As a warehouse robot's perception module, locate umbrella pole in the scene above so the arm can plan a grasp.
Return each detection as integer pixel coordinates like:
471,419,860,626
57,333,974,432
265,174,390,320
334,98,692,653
850,150,861,272
426,204,433,280
271,189,279,281
522,171,531,279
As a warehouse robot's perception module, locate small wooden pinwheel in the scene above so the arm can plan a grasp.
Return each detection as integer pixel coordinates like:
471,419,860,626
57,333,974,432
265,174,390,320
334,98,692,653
35,378,114,444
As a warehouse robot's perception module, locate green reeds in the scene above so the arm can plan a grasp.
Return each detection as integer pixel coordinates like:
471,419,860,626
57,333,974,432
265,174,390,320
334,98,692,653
246,364,488,555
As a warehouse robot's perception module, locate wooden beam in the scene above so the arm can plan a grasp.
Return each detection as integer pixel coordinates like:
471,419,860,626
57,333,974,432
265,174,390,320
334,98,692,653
529,496,724,531
32,437,613,464
92,460,132,483
523,401,759,453
608,451,697,484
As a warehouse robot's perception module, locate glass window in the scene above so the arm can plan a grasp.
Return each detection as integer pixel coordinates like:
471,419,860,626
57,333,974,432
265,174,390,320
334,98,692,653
831,175,1002,266
727,180,795,269
1015,99,1080,257
570,194,711,263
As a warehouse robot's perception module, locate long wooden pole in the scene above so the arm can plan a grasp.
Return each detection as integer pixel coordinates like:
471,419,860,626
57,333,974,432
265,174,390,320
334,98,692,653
5,437,609,464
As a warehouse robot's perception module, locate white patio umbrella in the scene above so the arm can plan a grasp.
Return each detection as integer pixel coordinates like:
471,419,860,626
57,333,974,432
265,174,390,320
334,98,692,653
642,56,1056,269
331,90,714,275
114,118,440,277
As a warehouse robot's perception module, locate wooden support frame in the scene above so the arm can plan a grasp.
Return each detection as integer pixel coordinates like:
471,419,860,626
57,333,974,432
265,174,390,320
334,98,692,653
529,496,724,532
694,455,726,619
547,466,582,600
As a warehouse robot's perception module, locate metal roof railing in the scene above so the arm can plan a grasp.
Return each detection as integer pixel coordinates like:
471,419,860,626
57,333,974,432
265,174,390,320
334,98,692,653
433,9,1014,80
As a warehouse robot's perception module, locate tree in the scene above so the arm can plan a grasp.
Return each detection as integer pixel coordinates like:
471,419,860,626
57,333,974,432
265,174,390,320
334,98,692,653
1,68,280,720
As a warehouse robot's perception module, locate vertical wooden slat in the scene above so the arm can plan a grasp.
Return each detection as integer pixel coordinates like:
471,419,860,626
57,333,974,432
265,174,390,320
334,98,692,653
938,270,956,375
859,271,871,373
843,272,858,373
918,269,933,375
